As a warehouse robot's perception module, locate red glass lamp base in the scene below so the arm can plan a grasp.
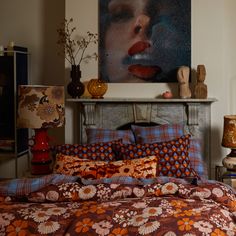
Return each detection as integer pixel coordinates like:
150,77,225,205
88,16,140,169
30,129,52,175
31,159,52,175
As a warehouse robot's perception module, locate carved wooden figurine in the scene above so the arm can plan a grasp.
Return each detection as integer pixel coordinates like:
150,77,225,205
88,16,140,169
194,64,207,99
177,66,191,99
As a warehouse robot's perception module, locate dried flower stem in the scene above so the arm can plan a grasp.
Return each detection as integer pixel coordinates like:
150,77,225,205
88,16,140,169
57,18,98,66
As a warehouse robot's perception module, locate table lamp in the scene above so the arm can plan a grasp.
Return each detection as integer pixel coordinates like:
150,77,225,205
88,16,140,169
222,115,236,170
17,85,65,175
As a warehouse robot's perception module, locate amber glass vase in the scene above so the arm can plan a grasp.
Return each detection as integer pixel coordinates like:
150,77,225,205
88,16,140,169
87,78,108,99
67,65,85,98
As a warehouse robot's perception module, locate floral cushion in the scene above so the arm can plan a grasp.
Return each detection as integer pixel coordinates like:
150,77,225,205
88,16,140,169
54,154,158,179
131,123,184,143
53,140,122,161
86,128,135,144
112,134,198,178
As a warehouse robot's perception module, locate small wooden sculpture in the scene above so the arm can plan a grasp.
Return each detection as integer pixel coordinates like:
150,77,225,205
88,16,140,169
194,64,207,99
177,66,191,99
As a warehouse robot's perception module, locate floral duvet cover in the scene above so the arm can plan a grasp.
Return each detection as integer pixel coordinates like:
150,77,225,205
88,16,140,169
0,177,236,236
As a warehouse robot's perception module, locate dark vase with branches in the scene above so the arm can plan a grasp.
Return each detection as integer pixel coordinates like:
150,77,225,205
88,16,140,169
67,64,84,98
57,18,98,98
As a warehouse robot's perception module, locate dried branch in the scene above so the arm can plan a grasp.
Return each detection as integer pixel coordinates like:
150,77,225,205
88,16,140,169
57,18,98,66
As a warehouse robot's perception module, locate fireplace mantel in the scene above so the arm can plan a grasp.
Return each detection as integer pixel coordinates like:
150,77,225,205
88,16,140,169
67,97,216,126
67,97,216,103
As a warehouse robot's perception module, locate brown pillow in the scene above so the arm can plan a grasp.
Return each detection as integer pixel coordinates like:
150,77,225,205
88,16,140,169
53,140,122,161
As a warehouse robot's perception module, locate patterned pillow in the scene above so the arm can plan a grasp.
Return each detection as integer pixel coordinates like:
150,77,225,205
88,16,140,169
112,134,198,178
131,123,184,143
104,156,158,178
86,128,135,144
54,154,104,179
53,140,122,161
189,139,208,179
54,154,158,179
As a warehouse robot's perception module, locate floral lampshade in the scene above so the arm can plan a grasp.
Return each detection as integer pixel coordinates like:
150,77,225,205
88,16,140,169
222,115,236,149
17,85,65,129
17,85,65,175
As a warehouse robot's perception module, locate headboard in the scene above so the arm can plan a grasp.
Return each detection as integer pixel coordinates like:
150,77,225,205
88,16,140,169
67,98,216,178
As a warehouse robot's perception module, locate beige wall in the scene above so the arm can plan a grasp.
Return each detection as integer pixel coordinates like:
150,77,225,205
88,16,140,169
0,0,236,177
0,0,65,177
0,0,65,85
65,0,236,175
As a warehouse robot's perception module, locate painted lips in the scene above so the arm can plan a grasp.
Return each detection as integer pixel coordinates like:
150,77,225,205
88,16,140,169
128,41,161,80
128,65,161,79
128,41,151,56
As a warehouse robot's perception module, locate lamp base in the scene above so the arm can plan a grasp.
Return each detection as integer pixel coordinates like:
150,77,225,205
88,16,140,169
222,149,236,171
31,159,52,175
30,128,52,175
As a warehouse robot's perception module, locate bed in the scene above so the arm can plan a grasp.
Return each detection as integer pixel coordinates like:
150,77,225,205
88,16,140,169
1,98,235,236
0,174,235,235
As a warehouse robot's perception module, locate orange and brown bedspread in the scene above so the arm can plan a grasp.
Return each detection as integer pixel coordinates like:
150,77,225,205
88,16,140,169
0,177,235,235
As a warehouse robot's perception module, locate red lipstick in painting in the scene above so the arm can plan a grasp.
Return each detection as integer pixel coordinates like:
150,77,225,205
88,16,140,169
128,65,161,79
128,41,151,56
127,41,161,80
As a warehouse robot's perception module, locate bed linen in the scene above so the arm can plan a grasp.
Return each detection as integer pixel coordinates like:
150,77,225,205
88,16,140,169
0,176,235,235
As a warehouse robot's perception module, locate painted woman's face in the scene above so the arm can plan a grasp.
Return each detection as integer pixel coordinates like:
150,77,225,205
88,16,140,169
100,0,191,83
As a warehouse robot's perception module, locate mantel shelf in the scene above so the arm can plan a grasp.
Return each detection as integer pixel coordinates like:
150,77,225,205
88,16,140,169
67,97,217,127
67,97,217,103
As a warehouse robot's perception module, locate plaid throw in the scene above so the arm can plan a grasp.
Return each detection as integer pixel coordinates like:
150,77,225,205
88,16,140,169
81,176,196,186
0,174,78,197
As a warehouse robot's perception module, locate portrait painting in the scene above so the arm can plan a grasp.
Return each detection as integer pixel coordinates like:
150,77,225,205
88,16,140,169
99,0,191,83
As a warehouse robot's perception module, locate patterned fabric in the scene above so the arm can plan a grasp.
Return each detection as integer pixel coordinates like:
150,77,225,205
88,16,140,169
0,179,235,235
131,123,184,143
81,176,144,185
53,140,122,161
54,154,158,179
0,174,77,197
113,134,198,178
157,135,198,178
131,124,206,178
81,176,196,186
189,139,208,179
28,181,179,203
86,128,135,144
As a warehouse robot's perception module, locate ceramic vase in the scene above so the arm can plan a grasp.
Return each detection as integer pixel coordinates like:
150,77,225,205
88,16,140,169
67,65,85,98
